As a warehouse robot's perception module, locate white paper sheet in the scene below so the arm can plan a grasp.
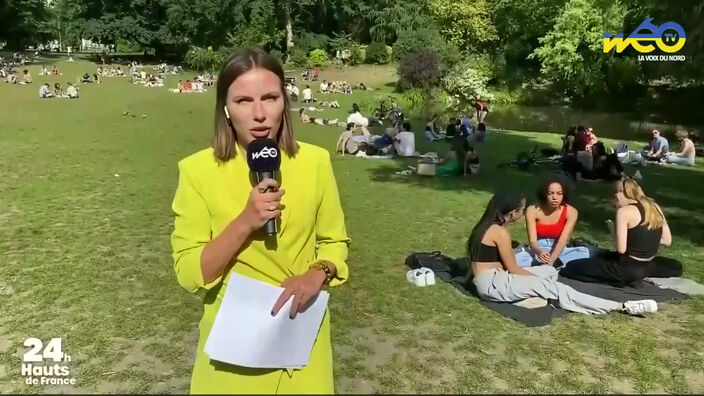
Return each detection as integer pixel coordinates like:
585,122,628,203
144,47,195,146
204,272,329,369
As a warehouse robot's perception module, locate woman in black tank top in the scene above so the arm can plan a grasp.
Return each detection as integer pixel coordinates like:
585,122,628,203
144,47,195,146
561,178,682,287
467,193,660,316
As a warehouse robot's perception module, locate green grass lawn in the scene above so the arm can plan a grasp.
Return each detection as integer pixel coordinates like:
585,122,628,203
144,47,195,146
1,59,703,394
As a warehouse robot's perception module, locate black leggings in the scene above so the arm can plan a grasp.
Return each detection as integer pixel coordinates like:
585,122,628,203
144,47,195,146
560,251,682,287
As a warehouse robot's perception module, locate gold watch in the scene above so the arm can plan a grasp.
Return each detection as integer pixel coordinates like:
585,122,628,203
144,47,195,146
310,260,334,285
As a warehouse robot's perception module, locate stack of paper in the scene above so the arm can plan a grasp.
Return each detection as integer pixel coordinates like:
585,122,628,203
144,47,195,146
204,272,329,369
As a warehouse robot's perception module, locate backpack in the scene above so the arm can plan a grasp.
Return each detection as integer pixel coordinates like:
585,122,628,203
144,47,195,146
405,251,468,280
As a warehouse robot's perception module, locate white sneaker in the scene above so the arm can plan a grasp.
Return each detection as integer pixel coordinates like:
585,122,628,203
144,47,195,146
406,269,426,287
420,267,435,286
623,299,658,315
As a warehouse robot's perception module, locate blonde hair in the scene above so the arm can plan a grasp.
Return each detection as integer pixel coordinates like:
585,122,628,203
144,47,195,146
213,49,297,163
675,130,689,140
617,179,665,230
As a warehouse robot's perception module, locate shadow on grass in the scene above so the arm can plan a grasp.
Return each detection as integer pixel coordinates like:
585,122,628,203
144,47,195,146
366,129,704,249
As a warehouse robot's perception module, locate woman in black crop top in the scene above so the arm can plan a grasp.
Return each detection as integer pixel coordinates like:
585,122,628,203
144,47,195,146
469,193,659,316
561,178,682,286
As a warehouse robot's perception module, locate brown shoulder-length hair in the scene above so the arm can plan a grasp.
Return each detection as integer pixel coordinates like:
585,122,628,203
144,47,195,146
213,49,297,162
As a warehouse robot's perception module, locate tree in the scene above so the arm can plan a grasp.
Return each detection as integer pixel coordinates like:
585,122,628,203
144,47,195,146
529,0,628,97
428,0,497,53
0,0,52,49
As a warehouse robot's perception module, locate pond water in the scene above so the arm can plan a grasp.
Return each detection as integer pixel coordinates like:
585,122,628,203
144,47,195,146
486,104,702,142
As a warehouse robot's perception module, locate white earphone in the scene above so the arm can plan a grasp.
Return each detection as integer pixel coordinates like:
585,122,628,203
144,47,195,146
223,106,231,119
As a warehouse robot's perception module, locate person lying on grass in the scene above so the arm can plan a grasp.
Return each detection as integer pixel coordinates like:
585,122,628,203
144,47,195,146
515,175,589,268
299,108,338,126
467,193,658,316
560,178,682,287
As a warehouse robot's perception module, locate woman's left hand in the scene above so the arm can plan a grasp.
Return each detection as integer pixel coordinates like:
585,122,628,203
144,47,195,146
271,269,326,319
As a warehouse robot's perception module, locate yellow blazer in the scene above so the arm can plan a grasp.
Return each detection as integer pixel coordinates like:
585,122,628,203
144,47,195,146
170,142,350,394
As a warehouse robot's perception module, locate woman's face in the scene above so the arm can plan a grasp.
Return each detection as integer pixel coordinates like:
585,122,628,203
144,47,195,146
509,198,527,223
545,183,564,208
225,68,284,147
612,185,628,208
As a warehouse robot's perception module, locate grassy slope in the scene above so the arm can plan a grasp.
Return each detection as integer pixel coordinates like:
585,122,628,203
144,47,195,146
0,60,702,394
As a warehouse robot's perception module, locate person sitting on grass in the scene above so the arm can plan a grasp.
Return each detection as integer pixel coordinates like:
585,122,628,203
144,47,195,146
320,80,328,94
21,69,32,84
394,121,416,157
81,73,92,83
585,126,598,151
467,193,659,316
666,130,696,167
52,65,59,75
435,134,479,177
299,108,338,126
571,141,624,182
641,129,669,161
38,83,54,98
560,178,682,287
53,83,62,97
515,176,590,268
347,103,381,128
445,118,459,138
302,85,313,103
6,71,18,84
63,83,79,99
424,114,442,141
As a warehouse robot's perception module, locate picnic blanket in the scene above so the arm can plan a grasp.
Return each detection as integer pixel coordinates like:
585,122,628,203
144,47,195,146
441,257,689,327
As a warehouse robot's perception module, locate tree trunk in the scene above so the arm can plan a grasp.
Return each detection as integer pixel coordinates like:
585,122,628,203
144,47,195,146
285,0,294,63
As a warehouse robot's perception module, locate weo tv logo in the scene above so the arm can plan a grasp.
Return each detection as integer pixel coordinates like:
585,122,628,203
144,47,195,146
604,18,686,61
251,146,278,160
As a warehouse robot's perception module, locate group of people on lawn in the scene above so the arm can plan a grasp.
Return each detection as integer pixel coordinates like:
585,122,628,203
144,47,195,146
468,175,682,317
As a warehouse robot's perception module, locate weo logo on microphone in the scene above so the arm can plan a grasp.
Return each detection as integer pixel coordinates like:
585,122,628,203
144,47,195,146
251,146,278,160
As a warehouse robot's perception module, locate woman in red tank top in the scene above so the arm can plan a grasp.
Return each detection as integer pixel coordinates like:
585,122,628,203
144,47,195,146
515,176,589,268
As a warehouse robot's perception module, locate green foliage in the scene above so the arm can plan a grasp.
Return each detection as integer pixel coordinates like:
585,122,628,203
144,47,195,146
428,0,498,53
269,49,284,65
529,0,628,97
296,32,330,53
398,51,442,91
0,0,52,49
289,48,308,67
329,33,363,65
393,27,461,71
442,54,495,110
185,46,223,71
308,48,329,66
365,42,389,64
116,39,141,53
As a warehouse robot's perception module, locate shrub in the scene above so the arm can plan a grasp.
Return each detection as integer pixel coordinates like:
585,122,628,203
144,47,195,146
185,46,223,72
398,51,442,91
296,32,330,53
348,45,363,65
308,49,329,66
269,49,284,65
442,55,495,110
289,48,309,67
116,39,141,53
365,42,390,64
393,28,461,70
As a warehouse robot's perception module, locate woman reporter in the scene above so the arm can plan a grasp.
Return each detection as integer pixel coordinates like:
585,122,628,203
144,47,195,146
170,49,350,394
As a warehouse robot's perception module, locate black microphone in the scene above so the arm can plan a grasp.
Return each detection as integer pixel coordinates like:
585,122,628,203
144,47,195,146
246,138,281,236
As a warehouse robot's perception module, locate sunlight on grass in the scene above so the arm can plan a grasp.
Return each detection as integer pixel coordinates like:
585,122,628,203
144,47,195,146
0,59,702,393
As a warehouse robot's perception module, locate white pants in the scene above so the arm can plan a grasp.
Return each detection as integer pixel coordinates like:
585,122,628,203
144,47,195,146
666,154,694,166
473,266,622,315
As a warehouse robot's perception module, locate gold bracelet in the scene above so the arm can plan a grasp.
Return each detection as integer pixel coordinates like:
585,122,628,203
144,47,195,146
310,260,334,285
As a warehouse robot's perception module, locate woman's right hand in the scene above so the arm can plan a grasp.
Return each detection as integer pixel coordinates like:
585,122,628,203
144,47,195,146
236,179,285,233
536,249,551,264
